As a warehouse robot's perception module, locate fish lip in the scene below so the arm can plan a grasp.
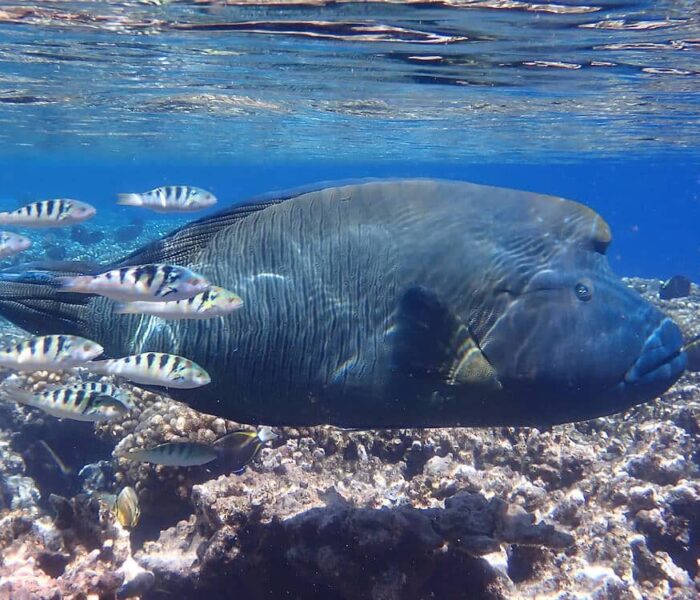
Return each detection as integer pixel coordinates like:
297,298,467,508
623,318,687,386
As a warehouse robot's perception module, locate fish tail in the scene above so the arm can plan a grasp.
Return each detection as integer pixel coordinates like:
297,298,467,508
0,261,99,336
55,275,93,293
212,430,261,471
0,382,34,407
112,303,134,315
116,194,143,207
85,359,109,374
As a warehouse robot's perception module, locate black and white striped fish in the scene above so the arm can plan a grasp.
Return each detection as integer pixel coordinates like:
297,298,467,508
0,231,31,259
56,264,211,302
123,426,278,467
0,334,104,370
86,352,210,389
1,380,131,422
63,381,135,410
114,286,243,319
0,199,96,227
117,186,217,213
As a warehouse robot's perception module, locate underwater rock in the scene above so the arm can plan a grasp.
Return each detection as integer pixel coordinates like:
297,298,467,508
659,275,692,300
140,467,569,599
114,219,144,243
44,243,67,261
70,224,104,246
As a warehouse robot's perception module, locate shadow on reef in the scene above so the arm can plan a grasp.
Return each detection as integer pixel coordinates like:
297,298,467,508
137,489,573,600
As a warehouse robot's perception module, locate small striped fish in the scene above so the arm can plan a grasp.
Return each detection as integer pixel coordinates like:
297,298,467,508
86,352,211,389
2,381,131,422
117,186,217,213
56,264,211,303
0,199,96,227
63,381,135,410
0,334,104,370
0,231,31,259
125,441,219,467
124,426,278,468
114,286,243,320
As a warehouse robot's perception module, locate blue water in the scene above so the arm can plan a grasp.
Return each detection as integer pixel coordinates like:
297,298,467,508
0,1,698,279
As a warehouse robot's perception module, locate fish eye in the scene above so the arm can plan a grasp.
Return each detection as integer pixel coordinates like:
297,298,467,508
574,282,592,302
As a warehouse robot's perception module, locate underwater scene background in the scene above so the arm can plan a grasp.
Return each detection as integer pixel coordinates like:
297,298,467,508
0,1,699,599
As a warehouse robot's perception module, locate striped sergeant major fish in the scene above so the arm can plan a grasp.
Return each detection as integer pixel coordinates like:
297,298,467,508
0,199,96,228
0,334,104,370
114,286,243,320
0,231,31,259
86,352,211,389
117,186,217,213
56,264,211,302
123,426,278,468
1,378,132,422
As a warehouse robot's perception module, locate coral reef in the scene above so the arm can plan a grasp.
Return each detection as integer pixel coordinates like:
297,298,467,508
0,278,698,598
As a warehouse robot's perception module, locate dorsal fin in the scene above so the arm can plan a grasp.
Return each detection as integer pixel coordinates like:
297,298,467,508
113,196,286,268
113,178,386,268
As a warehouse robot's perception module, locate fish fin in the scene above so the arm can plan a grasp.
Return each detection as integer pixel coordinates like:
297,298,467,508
0,262,100,335
390,286,501,389
0,383,33,406
111,190,294,268
685,336,700,372
112,303,133,315
116,194,144,207
212,430,262,471
55,275,93,293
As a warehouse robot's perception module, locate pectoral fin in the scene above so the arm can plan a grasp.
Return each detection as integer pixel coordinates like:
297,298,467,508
390,286,501,390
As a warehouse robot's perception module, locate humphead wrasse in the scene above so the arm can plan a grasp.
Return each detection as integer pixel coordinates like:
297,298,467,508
0,180,690,427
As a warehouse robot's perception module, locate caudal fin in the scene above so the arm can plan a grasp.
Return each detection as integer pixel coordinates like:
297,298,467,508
0,261,99,336
0,376,34,407
116,194,143,207
55,275,94,293
112,303,135,315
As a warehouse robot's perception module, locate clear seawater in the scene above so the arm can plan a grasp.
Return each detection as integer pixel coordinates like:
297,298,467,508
0,0,698,281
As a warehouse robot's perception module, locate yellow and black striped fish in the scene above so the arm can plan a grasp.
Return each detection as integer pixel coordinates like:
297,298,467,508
117,185,217,213
1,379,131,422
0,334,104,370
0,199,96,227
114,285,243,320
87,352,210,389
56,264,211,302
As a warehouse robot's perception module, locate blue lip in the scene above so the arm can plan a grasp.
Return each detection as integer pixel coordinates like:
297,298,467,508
624,318,686,386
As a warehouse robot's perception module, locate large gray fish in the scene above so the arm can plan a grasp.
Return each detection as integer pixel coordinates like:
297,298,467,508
0,180,690,427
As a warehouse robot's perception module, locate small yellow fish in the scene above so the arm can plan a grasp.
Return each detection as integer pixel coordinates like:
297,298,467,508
0,199,96,227
86,352,211,389
0,334,103,370
56,264,211,302
117,185,217,213
114,286,243,320
114,486,140,528
0,231,31,259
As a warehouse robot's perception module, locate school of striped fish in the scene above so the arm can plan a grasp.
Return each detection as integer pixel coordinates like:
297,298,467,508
0,185,269,509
